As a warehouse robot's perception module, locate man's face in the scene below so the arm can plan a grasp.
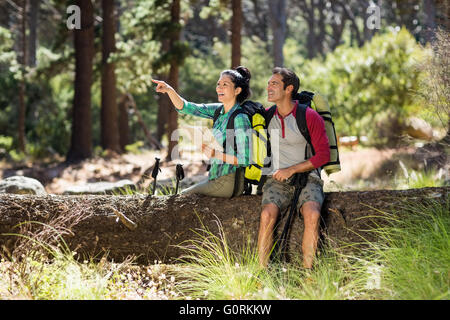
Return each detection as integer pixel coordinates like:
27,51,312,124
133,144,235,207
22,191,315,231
267,73,288,103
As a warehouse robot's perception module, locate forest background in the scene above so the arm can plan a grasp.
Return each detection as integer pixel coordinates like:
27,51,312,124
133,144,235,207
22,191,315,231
0,0,449,302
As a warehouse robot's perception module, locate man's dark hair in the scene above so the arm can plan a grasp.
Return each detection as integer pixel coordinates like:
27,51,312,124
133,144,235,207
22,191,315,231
272,67,300,99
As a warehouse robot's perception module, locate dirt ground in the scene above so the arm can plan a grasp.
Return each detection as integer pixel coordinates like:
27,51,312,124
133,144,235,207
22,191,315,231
0,144,447,194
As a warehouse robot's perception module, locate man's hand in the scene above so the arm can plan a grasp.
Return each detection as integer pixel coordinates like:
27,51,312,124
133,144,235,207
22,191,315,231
273,167,295,182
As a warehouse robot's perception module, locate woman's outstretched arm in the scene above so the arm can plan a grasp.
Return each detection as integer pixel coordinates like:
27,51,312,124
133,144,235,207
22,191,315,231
152,79,184,110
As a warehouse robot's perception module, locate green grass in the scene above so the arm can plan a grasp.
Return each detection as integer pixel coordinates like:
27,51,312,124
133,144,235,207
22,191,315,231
395,161,447,189
366,198,450,299
174,219,265,300
174,199,449,300
0,222,180,300
173,217,377,300
0,250,183,300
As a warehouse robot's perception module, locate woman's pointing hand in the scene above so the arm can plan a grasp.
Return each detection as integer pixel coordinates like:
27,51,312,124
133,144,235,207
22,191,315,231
151,79,184,110
152,79,172,94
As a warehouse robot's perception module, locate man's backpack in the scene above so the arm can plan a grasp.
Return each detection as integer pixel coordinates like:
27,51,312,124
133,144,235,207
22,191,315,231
212,101,269,196
265,91,341,176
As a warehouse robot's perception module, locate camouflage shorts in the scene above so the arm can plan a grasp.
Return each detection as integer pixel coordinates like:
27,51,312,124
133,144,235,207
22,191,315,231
261,174,325,213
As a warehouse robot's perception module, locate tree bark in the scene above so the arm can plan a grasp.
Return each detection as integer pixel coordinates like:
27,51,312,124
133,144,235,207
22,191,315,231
101,0,121,154
330,3,347,51
434,0,450,30
269,0,286,67
67,0,94,163
18,0,27,153
362,0,375,44
317,0,326,56
118,93,130,152
231,0,242,68
423,0,437,43
340,2,363,47
156,32,170,144
166,0,181,161
249,0,269,43
0,187,447,265
27,0,39,68
299,0,317,59
156,73,169,143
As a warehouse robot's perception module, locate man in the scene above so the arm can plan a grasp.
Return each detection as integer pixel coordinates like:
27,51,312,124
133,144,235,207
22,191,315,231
257,67,330,269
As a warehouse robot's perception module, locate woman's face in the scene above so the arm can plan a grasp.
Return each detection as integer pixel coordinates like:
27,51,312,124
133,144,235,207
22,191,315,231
216,75,241,105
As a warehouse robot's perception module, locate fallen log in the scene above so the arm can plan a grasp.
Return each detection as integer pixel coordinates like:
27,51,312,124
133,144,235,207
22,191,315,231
0,187,448,264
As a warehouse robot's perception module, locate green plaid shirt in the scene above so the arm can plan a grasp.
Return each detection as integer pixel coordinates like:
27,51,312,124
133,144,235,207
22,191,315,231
178,100,251,180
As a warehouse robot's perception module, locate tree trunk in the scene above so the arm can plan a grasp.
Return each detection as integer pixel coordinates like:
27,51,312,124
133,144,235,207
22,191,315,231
302,0,317,59
341,2,363,47
423,0,437,43
118,93,130,152
66,0,94,163
156,35,170,144
249,0,269,43
101,0,121,154
28,0,39,68
434,0,450,30
231,0,242,68
156,73,169,143
269,0,286,67
17,0,27,153
0,187,447,265
363,9,375,43
166,67,179,161
316,0,326,56
331,14,346,50
329,2,347,51
166,0,181,161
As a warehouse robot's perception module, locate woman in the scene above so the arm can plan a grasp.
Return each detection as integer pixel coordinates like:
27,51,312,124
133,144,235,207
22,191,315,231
152,66,253,198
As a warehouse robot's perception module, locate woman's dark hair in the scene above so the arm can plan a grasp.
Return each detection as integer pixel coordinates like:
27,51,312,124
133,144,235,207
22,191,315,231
272,67,300,99
220,66,252,103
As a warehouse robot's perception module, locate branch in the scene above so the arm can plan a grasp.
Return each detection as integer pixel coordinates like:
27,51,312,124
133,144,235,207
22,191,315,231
126,93,163,150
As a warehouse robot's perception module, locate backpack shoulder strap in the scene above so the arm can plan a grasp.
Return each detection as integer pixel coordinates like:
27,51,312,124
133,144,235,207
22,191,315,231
221,108,246,153
212,106,223,125
225,108,245,130
295,103,315,156
265,105,277,125
296,103,320,179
